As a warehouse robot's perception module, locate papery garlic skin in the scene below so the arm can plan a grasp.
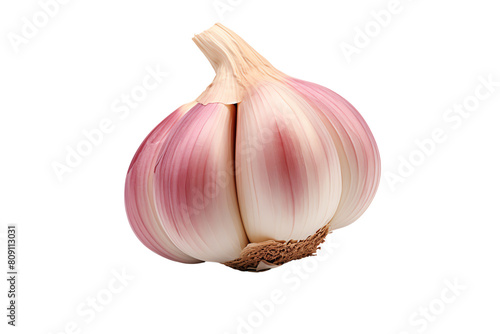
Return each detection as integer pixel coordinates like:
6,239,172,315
286,79,381,230
125,102,201,264
236,81,342,242
153,103,249,262
124,24,381,271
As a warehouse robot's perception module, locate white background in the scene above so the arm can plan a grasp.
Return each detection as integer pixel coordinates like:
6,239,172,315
1,0,499,333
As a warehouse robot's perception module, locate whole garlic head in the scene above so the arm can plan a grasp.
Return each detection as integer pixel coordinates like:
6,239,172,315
125,24,381,271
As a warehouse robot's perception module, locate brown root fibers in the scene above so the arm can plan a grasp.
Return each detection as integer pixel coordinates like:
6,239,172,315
224,223,331,272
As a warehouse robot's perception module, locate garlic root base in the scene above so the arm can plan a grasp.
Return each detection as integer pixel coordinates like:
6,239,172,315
224,223,331,272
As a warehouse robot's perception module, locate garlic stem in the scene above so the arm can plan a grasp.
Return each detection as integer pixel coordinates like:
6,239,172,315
193,23,284,104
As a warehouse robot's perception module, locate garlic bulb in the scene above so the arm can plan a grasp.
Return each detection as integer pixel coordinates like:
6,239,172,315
125,24,381,271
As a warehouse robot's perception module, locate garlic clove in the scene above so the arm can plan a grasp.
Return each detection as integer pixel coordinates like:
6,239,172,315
153,103,249,262
125,102,202,264
287,79,381,230
235,81,343,243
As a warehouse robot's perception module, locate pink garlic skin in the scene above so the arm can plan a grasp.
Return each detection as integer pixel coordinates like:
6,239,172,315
234,81,343,243
124,103,202,264
153,103,248,263
124,25,381,266
125,81,380,264
286,78,381,230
